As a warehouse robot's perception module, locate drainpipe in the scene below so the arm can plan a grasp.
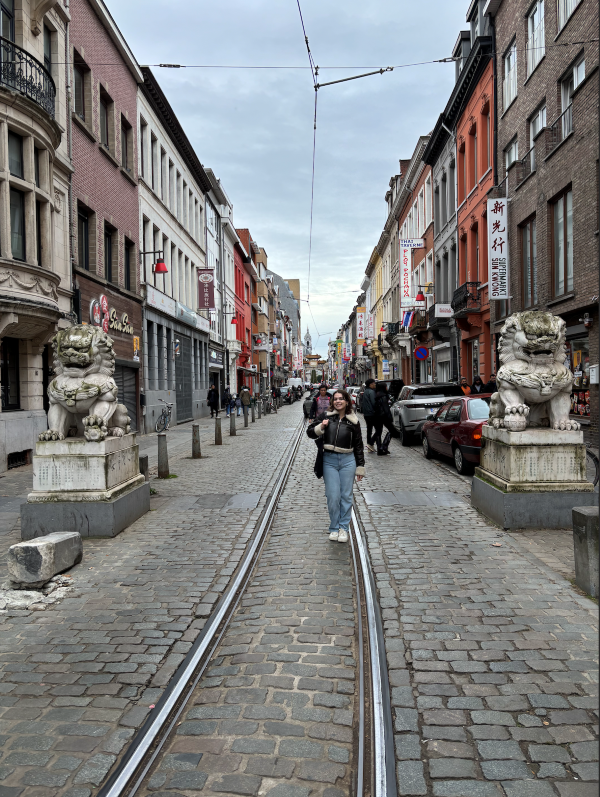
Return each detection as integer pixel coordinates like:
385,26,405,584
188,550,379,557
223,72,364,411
64,0,75,321
490,14,498,188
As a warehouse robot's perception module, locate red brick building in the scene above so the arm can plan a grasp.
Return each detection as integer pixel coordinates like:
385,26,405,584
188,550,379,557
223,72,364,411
455,57,495,383
487,0,599,441
70,0,143,428
234,229,257,391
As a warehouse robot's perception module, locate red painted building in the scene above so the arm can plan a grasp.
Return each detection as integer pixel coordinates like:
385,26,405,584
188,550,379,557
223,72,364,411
70,0,143,428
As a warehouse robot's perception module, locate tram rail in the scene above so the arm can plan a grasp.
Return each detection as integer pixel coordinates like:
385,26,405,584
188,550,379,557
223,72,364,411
98,412,397,797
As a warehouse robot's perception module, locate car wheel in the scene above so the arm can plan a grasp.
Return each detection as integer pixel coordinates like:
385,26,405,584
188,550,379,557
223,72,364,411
422,433,434,459
399,421,412,447
453,445,473,475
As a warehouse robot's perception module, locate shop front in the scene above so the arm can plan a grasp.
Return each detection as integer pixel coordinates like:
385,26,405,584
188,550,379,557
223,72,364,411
561,316,598,436
78,276,142,432
209,347,225,402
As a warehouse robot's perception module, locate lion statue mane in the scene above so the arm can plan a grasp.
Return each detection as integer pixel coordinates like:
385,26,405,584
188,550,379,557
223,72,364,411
489,310,579,432
39,324,131,443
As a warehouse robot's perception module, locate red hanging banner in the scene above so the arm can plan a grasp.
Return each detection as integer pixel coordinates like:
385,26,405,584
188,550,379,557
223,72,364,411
198,269,216,310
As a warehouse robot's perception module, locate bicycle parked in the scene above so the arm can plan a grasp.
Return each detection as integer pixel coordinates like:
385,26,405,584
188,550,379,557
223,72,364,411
155,398,173,432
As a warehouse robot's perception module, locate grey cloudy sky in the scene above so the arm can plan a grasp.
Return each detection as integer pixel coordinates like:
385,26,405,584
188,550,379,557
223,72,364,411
106,0,467,354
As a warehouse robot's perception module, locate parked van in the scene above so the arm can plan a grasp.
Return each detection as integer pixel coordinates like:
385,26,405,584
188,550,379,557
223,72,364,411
287,378,303,389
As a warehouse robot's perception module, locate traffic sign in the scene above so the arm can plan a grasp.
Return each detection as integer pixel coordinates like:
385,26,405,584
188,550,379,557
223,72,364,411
414,346,428,360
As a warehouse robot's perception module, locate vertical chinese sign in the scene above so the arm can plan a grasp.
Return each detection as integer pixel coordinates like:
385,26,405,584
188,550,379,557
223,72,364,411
198,270,216,310
399,242,413,308
356,307,365,345
487,199,509,299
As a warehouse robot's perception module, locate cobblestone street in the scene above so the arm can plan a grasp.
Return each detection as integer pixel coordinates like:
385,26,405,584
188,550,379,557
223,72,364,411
0,405,596,796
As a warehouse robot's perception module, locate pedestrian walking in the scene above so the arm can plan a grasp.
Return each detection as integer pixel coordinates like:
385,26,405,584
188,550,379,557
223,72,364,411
307,389,364,543
235,392,242,416
361,378,377,452
484,373,497,393
207,384,220,418
373,381,397,455
460,377,471,395
310,383,331,419
224,385,233,417
471,376,486,394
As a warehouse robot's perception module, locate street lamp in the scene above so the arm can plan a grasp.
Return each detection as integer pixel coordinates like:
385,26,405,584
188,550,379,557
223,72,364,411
140,249,168,275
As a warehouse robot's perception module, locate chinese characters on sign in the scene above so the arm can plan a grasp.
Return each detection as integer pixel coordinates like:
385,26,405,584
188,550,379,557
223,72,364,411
400,243,413,308
198,269,216,310
367,314,374,339
487,199,509,300
356,306,365,345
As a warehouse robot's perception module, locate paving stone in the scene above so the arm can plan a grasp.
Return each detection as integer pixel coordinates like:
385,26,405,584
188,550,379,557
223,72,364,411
429,758,478,778
265,786,310,797
571,762,599,780
395,760,427,795
480,760,533,780
244,756,295,778
555,785,599,797
502,782,559,797
570,741,599,761
296,760,345,783
537,762,567,778
72,753,116,785
279,739,323,758
168,772,209,790
394,734,421,759
426,740,475,758
476,741,525,760
212,774,262,795
528,744,572,763
432,779,501,796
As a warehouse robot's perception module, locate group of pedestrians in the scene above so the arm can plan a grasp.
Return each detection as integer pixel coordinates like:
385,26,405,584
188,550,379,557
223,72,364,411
361,379,399,456
460,373,497,395
207,385,252,418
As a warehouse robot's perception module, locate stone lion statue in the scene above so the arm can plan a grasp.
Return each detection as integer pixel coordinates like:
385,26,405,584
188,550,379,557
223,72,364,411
39,325,131,443
489,310,578,432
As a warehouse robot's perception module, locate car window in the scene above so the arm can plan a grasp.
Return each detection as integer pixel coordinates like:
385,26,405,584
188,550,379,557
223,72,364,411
399,387,413,401
468,397,491,419
445,401,463,422
413,386,464,398
436,403,451,422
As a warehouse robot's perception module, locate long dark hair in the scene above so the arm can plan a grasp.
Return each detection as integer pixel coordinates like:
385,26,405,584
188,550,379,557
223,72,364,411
329,388,352,413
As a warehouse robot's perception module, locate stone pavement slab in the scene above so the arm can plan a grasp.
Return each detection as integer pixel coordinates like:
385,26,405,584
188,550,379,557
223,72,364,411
356,424,598,797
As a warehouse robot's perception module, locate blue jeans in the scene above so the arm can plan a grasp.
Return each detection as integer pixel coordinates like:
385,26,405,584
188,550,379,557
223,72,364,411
323,451,356,533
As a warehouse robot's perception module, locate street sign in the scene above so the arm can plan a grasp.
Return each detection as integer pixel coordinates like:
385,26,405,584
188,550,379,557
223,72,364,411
414,346,428,360
400,239,425,249
435,304,453,318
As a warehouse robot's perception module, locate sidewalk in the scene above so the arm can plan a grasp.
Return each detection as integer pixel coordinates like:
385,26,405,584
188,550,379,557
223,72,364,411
356,424,598,796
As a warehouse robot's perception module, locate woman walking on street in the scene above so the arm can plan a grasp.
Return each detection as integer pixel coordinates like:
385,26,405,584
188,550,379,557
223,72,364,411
374,381,397,455
207,384,220,418
307,389,364,543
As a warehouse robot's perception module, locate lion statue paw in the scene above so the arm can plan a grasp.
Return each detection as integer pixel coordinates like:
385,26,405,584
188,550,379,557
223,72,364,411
504,404,529,432
553,419,581,431
83,414,108,442
38,430,65,442
108,427,125,438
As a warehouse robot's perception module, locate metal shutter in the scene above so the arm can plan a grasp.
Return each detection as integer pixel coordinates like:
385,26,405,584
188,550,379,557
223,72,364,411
175,334,193,422
114,365,137,432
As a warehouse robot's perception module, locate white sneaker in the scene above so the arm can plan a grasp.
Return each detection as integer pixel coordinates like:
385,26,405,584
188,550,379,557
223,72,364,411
337,528,349,543
329,530,339,541
366,444,375,453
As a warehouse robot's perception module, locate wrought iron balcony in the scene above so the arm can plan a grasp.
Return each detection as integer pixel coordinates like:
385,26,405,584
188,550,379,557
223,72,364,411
385,321,400,340
428,303,451,329
0,37,55,118
451,282,481,316
409,311,427,331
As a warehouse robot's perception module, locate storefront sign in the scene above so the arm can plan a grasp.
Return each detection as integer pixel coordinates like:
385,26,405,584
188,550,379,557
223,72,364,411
382,359,390,374
487,199,509,299
435,303,453,318
133,336,140,362
400,238,424,249
367,314,374,339
356,306,366,345
109,307,133,334
90,295,133,334
198,269,216,310
400,245,413,308
146,285,177,317
209,348,224,368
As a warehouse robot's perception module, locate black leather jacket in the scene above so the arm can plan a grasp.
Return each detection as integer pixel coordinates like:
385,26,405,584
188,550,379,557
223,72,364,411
307,411,365,474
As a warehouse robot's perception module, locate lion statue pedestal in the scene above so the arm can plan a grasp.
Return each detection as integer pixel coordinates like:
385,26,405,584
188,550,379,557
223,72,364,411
20,325,149,540
471,311,595,529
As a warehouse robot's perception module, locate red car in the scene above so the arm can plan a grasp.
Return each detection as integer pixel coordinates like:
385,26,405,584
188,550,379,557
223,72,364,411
421,394,492,474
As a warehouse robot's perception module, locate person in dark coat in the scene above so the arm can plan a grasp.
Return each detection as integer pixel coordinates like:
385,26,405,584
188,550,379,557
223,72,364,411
207,384,220,418
484,373,497,393
373,381,397,455
471,376,486,394
223,385,233,417
310,383,330,419
361,378,377,453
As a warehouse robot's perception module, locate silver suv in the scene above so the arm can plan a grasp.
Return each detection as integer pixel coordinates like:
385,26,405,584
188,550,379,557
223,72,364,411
391,384,465,446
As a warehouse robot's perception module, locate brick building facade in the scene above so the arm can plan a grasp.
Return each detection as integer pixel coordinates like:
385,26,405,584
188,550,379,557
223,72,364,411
487,0,599,441
71,0,143,429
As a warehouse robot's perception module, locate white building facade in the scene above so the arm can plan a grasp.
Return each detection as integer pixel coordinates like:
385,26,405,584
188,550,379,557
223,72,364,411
138,67,214,429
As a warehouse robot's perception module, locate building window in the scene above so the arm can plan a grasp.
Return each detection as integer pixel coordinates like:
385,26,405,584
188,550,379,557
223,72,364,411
557,0,581,31
0,0,14,41
104,224,114,283
73,56,86,120
0,337,19,411
36,200,42,264
151,134,157,191
121,117,131,172
34,148,40,187
529,105,546,171
10,188,24,260
505,137,518,173
503,40,517,110
527,1,545,76
140,118,147,178
522,217,537,307
160,148,166,201
124,239,133,291
43,24,52,74
8,131,22,178
552,189,573,296
561,56,584,137
78,207,89,270
99,90,112,150
425,176,432,228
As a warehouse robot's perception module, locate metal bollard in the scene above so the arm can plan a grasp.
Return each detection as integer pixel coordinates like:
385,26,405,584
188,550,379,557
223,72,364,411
230,411,236,436
139,454,149,482
192,424,201,459
244,405,249,428
215,417,222,445
251,402,255,422
157,433,169,478
257,399,262,419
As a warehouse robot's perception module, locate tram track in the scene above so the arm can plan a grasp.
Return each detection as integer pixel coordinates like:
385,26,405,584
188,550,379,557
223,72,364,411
98,411,397,797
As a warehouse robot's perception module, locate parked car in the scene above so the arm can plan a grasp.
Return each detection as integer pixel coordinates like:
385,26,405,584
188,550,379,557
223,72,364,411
346,386,360,407
303,388,319,417
421,395,492,474
391,383,465,446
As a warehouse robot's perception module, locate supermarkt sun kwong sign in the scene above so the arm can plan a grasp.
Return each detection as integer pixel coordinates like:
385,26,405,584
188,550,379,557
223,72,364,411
487,199,510,300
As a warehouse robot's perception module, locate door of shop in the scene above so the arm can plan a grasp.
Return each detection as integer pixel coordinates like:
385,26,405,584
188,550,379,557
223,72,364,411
114,365,137,431
175,333,193,422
